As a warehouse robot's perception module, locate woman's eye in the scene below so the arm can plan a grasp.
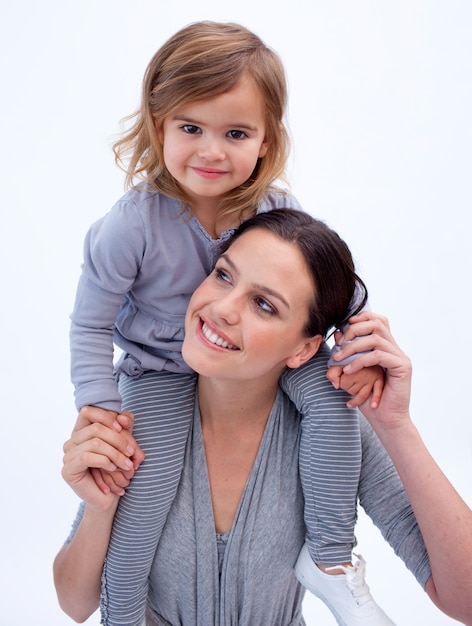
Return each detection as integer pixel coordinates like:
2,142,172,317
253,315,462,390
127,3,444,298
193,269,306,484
227,129,247,140
254,297,276,315
182,124,200,134
214,267,231,283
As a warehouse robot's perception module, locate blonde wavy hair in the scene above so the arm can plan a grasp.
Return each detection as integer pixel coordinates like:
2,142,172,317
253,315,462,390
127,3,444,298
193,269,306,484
113,21,290,226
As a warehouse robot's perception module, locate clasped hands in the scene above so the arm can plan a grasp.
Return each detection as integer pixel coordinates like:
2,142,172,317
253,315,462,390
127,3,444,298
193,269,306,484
62,407,145,505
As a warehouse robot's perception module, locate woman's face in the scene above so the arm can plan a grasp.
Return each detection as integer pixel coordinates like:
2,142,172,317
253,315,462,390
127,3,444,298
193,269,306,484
183,228,322,384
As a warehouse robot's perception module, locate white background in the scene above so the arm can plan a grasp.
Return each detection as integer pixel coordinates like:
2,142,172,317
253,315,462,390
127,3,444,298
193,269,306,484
1,1,471,624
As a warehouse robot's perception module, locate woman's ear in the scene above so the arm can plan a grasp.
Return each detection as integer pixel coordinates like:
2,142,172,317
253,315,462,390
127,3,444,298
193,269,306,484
285,335,323,369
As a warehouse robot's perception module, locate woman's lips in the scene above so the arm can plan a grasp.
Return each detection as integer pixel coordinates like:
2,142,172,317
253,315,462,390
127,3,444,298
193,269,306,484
200,319,238,350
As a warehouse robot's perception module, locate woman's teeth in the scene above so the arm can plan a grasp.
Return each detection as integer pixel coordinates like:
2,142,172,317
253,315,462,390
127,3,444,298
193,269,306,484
202,322,237,349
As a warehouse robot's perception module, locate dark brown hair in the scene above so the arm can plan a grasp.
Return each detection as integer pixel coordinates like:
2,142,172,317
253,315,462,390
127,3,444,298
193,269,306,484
219,209,367,338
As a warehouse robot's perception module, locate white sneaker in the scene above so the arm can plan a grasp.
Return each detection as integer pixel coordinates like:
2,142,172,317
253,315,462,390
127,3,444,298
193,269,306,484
294,543,396,625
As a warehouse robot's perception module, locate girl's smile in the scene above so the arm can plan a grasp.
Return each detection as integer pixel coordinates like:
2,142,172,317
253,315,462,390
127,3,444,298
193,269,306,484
191,166,229,181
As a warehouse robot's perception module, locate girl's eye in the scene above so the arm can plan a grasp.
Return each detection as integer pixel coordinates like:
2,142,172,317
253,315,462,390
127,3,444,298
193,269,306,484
254,297,276,315
227,129,247,140
182,124,201,134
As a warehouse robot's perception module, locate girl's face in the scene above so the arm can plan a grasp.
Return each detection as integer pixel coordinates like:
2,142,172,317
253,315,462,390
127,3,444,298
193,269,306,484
183,228,322,385
158,76,268,214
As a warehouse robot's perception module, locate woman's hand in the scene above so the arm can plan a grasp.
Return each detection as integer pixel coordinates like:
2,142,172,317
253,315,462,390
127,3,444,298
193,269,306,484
330,311,412,431
62,407,142,511
333,312,472,623
54,407,143,622
76,406,145,496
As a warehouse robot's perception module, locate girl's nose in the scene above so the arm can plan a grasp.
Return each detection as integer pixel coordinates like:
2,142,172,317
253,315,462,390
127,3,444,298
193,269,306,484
197,137,225,161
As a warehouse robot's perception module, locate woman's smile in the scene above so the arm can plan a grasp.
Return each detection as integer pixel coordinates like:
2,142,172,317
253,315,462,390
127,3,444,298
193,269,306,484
200,319,239,350
183,228,319,383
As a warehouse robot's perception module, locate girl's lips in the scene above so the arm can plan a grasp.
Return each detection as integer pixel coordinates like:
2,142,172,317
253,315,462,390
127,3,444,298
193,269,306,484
199,319,239,350
192,166,227,180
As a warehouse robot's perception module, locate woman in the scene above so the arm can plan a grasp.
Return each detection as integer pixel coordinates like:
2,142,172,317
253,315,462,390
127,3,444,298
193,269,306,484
54,210,472,625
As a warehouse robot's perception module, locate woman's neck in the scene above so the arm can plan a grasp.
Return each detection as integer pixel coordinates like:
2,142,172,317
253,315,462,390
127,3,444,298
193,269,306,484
197,376,279,432
197,376,279,534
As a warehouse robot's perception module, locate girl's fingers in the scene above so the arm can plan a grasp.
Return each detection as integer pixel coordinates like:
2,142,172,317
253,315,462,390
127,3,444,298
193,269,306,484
91,468,127,496
91,467,112,495
370,375,385,409
115,411,134,431
76,405,119,431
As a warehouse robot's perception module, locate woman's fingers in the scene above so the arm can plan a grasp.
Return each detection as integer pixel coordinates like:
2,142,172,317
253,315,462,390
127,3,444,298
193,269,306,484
76,408,145,469
332,314,404,371
64,423,135,473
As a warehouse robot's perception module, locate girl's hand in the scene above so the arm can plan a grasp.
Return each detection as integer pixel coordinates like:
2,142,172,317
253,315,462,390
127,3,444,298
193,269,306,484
330,311,412,431
62,409,142,510
327,364,385,409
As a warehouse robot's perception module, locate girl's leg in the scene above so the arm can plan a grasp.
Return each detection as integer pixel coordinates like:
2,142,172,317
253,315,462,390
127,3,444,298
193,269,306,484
281,343,394,625
100,370,197,626
281,342,360,565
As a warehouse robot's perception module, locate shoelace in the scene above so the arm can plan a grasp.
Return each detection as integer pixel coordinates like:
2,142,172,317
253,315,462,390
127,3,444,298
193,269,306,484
327,554,373,607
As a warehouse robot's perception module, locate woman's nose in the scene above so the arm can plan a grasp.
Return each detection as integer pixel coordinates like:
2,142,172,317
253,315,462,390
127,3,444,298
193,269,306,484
211,291,241,325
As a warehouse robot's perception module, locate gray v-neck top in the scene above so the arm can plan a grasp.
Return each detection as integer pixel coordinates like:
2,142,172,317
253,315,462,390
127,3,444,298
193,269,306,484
147,389,307,625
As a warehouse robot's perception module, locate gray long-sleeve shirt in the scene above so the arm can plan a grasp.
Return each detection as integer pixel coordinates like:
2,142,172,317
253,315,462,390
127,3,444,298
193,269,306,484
66,393,431,625
70,187,301,411
145,394,431,625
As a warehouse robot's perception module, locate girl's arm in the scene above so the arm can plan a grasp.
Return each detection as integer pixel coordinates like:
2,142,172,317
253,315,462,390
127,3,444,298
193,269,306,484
334,312,472,624
53,411,140,622
70,202,145,413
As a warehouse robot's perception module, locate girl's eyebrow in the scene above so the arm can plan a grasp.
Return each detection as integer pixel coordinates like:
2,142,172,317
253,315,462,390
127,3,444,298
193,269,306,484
171,114,199,123
219,253,290,310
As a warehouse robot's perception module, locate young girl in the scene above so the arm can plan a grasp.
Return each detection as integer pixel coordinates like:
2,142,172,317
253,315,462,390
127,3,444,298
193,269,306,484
69,21,388,625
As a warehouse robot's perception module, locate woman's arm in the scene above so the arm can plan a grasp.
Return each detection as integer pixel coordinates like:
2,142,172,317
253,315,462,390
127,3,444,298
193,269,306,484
333,312,472,624
384,419,472,619
53,410,140,622
54,504,117,622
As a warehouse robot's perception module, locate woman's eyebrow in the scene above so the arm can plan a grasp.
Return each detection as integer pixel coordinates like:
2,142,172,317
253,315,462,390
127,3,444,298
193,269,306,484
219,253,290,309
